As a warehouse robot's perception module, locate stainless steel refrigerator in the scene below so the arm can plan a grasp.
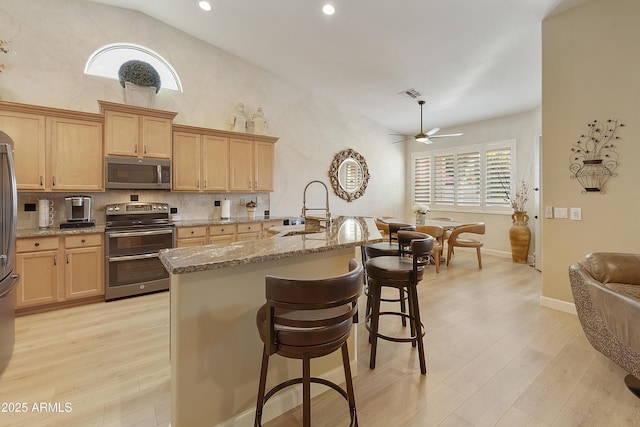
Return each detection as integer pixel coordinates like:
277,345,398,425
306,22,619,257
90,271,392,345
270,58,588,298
0,131,19,375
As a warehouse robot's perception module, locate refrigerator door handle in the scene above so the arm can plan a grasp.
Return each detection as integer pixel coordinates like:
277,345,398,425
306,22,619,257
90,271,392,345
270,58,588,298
5,145,17,263
0,274,19,299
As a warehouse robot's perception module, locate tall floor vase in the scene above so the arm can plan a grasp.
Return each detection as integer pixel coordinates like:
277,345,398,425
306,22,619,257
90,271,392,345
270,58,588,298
509,211,531,264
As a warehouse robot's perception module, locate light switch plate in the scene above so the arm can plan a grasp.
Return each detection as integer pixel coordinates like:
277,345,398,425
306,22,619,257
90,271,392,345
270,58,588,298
554,207,568,219
545,206,554,218
570,207,582,221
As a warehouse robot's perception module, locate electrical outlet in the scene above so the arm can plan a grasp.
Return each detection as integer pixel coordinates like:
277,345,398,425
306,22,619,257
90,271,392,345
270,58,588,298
545,206,554,219
554,207,568,219
570,207,582,221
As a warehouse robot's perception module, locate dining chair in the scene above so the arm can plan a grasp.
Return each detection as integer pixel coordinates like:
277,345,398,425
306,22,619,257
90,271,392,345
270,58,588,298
446,222,485,269
415,225,444,273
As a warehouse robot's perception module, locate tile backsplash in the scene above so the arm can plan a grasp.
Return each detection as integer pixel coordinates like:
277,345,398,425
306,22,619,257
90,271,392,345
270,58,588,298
18,191,270,230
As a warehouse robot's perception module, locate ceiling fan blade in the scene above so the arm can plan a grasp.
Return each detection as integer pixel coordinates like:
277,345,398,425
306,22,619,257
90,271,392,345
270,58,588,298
426,127,440,136
388,133,407,136
392,138,410,144
428,132,463,139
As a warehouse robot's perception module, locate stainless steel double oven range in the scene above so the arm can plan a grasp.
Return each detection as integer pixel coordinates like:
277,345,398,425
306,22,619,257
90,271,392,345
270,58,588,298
105,202,175,301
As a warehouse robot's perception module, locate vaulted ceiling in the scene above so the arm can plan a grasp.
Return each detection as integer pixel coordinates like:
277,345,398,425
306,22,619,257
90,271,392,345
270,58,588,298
88,0,588,135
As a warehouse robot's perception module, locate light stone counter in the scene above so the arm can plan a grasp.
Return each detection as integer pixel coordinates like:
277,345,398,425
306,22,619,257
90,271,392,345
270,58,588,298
17,225,105,238
160,216,381,274
162,216,381,427
171,216,286,228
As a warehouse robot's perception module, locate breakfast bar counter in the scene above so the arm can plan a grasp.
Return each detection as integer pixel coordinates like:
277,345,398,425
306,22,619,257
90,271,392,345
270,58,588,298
159,216,381,427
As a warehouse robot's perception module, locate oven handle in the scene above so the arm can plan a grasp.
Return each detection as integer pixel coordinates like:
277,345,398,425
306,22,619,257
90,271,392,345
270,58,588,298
107,229,174,238
108,253,160,262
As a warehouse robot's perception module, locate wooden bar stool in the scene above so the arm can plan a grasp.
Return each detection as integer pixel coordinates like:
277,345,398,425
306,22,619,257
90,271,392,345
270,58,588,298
365,231,433,374
363,223,416,325
254,259,364,427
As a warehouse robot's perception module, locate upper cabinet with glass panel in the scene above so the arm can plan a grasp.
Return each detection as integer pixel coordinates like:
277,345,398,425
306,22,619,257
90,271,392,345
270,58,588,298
329,148,370,202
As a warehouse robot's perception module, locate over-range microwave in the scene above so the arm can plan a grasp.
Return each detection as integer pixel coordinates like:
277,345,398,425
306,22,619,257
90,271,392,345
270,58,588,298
105,156,172,190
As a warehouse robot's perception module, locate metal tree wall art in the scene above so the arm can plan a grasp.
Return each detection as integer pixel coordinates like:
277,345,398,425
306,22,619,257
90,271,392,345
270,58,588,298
569,119,624,193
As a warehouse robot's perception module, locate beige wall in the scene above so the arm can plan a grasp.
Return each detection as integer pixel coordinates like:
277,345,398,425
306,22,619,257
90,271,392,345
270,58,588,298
0,0,405,221
405,108,541,258
541,0,640,304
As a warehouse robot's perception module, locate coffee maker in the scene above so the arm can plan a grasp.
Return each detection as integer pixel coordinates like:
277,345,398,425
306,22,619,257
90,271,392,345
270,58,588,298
60,196,94,228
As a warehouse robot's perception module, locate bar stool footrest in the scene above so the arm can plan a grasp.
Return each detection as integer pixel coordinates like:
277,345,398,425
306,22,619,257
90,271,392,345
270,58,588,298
258,377,357,427
365,311,425,343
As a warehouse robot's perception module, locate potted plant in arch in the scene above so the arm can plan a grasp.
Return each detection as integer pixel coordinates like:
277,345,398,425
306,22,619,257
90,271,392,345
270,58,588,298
503,179,531,264
118,60,161,107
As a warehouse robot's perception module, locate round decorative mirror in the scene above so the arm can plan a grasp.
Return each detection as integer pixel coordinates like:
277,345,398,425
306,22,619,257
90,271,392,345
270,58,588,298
329,148,370,202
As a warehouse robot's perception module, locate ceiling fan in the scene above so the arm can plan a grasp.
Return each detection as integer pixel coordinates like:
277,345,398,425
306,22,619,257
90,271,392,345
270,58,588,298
391,100,463,144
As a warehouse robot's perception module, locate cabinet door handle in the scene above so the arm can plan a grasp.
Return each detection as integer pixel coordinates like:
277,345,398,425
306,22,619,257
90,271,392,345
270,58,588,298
135,145,138,154
52,176,56,186
40,176,44,186
81,239,86,243
255,181,257,189
54,255,57,266
34,242,40,247
144,145,147,154
66,254,69,264
248,181,251,188
197,179,200,189
204,180,207,188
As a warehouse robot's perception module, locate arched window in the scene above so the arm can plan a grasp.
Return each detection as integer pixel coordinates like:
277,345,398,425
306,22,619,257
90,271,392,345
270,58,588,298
85,43,182,92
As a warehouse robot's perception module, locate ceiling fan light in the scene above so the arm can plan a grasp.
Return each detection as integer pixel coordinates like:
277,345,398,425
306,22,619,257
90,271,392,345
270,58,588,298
415,135,428,143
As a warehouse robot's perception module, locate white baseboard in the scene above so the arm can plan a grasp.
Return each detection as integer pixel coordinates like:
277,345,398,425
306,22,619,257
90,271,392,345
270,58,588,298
216,363,352,427
540,296,577,315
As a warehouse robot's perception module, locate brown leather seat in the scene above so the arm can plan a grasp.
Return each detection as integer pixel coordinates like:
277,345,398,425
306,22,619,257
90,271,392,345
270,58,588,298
416,225,444,273
254,259,363,427
365,230,433,374
447,222,485,269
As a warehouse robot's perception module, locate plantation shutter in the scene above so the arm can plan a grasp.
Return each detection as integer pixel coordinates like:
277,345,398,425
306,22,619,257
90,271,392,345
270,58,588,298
413,156,431,205
434,154,455,205
344,161,362,192
486,147,512,207
455,151,481,206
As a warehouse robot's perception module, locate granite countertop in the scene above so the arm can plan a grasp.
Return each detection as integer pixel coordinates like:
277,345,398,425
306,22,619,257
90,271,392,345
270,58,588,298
159,216,382,275
17,225,106,238
172,216,287,227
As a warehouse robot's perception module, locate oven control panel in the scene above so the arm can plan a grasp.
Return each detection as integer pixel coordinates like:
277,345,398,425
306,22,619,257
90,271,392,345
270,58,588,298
106,202,170,215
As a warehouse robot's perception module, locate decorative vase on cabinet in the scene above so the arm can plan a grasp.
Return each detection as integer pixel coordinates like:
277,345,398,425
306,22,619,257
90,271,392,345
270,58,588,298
509,211,531,264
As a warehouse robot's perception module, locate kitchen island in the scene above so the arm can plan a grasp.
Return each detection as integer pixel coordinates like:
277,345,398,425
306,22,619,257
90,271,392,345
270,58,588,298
159,216,382,427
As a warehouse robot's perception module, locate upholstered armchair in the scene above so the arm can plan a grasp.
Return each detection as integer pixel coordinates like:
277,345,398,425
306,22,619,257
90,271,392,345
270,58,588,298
569,252,640,396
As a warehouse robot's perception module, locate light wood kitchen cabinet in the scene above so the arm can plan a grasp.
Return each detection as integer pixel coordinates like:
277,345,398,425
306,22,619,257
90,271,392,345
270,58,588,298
48,116,104,191
254,141,275,191
64,234,104,300
236,222,262,241
172,124,276,193
229,139,275,192
15,233,104,310
208,224,235,245
173,127,229,192
0,109,46,190
0,101,104,191
176,226,208,247
15,237,60,308
100,100,177,159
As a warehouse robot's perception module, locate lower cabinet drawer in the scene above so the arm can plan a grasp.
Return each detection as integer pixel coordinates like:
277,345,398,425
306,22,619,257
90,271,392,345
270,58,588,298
17,237,59,253
209,224,235,236
237,223,260,234
177,226,207,239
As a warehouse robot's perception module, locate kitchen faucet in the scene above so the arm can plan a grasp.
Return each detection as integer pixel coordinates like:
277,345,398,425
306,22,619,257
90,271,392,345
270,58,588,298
302,180,332,232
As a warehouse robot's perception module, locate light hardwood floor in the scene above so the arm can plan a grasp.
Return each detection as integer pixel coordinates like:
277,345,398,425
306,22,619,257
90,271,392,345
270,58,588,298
1,252,639,426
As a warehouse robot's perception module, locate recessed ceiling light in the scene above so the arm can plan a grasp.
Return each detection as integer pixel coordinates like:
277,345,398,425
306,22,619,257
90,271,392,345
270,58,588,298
199,1,212,12
322,4,335,15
